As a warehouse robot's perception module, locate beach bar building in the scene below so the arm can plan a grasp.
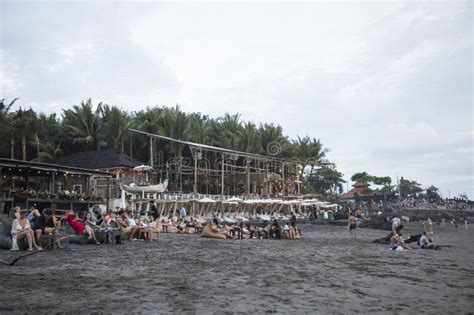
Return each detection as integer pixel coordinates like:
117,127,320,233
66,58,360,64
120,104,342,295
56,149,144,199
0,158,113,217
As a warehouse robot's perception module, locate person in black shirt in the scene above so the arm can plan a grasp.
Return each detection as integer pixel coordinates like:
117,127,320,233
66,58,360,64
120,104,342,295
290,212,297,227
150,200,159,220
33,208,59,247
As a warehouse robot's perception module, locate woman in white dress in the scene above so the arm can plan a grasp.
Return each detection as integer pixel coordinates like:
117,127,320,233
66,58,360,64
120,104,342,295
11,210,42,251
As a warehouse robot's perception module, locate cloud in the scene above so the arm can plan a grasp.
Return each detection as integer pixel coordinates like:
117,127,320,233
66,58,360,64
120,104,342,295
0,1,472,197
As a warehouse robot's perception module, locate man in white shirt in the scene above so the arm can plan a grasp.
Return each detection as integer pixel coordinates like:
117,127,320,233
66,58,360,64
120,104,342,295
180,207,187,219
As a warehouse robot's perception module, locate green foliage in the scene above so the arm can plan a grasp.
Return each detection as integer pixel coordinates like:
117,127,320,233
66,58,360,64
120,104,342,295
306,163,346,195
399,177,423,198
2,98,345,193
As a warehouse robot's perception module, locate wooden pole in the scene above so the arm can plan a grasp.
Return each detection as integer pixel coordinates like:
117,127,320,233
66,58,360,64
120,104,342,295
149,137,153,167
129,133,133,158
246,159,251,196
282,162,285,197
193,148,198,195
221,153,225,196
10,138,14,159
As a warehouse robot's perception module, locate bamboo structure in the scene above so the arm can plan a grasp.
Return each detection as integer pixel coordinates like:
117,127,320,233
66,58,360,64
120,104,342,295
129,128,301,197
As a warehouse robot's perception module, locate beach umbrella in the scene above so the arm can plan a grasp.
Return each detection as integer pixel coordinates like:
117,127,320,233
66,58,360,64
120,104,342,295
133,165,154,172
199,197,216,203
224,197,243,203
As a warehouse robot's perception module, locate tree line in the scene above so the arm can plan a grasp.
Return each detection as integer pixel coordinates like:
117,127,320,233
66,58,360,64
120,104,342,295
0,98,346,196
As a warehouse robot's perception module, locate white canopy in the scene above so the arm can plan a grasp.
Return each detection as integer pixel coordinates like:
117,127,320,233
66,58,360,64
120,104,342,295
223,197,243,203
133,165,153,171
198,197,217,203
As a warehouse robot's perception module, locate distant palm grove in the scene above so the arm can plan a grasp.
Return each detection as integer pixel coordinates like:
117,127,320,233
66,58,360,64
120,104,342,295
0,98,346,195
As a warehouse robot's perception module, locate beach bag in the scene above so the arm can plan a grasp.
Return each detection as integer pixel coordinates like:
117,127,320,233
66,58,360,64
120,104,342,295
115,233,123,245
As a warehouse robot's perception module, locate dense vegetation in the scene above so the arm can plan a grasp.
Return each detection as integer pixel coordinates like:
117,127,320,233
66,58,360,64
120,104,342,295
0,98,346,196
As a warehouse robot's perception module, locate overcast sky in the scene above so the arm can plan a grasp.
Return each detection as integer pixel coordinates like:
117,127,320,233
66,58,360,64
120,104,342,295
1,1,472,197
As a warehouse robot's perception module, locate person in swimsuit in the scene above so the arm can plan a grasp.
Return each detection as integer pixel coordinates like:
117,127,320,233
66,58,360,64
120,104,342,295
348,213,358,238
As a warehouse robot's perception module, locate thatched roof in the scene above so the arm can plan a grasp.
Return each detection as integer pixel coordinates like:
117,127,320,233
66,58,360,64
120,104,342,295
57,149,143,170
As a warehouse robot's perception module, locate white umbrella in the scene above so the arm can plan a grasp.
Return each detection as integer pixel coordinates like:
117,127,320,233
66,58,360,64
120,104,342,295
224,197,243,203
198,197,217,203
133,165,154,171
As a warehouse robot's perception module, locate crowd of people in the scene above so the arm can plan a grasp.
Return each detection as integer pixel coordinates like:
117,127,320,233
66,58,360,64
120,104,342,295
378,217,442,251
6,201,304,251
368,197,473,211
1,185,103,202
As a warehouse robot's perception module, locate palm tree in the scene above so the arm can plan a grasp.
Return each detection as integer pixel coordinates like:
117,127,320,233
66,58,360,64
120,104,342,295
258,123,288,156
100,105,130,152
294,136,328,179
12,107,37,160
216,113,242,149
238,122,260,153
62,99,103,151
0,98,19,158
189,115,213,144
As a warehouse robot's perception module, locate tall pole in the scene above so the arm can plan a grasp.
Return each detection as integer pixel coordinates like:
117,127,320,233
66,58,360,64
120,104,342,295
10,139,14,159
246,159,251,196
193,148,198,195
149,137,153,166
282,162,285,197
221,153,225,195
129,134,133,158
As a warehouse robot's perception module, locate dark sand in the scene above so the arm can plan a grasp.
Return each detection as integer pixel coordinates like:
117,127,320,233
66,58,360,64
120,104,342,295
0,223,473,314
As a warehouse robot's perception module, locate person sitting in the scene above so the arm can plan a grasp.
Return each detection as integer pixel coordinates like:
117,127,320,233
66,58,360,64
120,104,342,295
389,232,411,251
419,232,440,250
100,210,120,243
33,208,63,249
271,219,281,239
282,223,290,239
138,212,153,241
66,213,85,235
90,206,103,226
117,210,139,241
63,188,71,200
204,218,233,239
90,189,99,201
82,212,101,244
11,209,42,251
13,206,41,223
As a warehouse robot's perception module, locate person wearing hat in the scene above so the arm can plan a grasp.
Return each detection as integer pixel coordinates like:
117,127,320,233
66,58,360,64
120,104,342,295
11,209,42,251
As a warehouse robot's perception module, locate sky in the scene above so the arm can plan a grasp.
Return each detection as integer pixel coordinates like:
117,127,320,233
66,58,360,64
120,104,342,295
1,0,473,197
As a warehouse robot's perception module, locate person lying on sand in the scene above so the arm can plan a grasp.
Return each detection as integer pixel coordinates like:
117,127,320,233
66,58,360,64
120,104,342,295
210,218,233,239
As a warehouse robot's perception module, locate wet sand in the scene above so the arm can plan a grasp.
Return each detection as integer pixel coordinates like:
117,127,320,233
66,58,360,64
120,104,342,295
0,223,473,314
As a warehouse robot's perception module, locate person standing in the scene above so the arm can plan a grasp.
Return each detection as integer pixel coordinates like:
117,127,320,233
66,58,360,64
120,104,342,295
290,212,296,228
348,212,358,238
180,206,187,219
